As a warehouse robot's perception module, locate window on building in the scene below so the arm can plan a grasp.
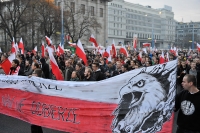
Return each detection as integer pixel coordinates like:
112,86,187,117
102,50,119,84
114,23,115,27
70,2,75,13
81,4,85,14
114,30,115,35
91,6,94,16
100,8,103,17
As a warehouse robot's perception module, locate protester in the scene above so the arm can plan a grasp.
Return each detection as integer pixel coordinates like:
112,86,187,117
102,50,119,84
70,71,80,81
9,59,20,75
40,58,49,79
174,74,200,133
83,67,95,81
92,62,105,81
24,60,33,76
64,60,74,81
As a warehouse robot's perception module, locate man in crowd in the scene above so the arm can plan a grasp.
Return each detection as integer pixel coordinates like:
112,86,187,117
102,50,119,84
24,60,33,76
92,62,105,81
9,59,20,75
64,60,74,81
83,67,95,81
40,58,49,79
175,74,200,133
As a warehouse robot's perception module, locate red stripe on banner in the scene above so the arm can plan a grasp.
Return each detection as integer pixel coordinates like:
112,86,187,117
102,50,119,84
158,113,175,133
0,88,117,133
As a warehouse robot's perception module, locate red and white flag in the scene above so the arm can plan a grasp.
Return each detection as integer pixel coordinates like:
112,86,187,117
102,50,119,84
0,53,16,75
48,47,64,80
18,38,24,54
138,51,142,61
142,48,147,54
112,40,117,58
69,42,77,47
133,37,137,49
58,43,64,54
33,46,37,54
0,47,2,53
103,46,112,63
197,43,200,51
89,34,98,47
143,43,151,47
56,47,61,56
0,60,177,133
65,34,70,41
11,37,16,53
166,52,170,62
45,36,52,46
119,45,128,57
76,40,88,66
41,41,45,57
159,51,165,64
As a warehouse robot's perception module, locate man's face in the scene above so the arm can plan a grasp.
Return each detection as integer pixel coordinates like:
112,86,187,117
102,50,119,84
181,61,186,66
182,76,192,90
65,61,70,67
75,65,80,71
191,63,196,69
130,61,135,66
25,61,30,67
116,62,121,69
92,64,98,71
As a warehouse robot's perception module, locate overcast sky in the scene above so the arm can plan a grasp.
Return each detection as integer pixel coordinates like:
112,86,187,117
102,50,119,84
124,0,200,22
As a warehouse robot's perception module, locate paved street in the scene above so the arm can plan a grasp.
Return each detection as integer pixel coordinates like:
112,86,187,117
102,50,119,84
0,113,177,133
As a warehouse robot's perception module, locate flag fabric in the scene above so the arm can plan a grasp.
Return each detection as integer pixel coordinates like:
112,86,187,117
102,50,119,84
133,37,137,49
89,34,98,47
112,40,117,58
56,47,61,56
65,34,70,41
159,51,165,64
142,48,147,54
15,43,19,53
58,43,64,54
138,51,142,61
69,42,77,47
0,60,177,133
47,47,64,80
119,45,128,57
45,36,52,46
0,53,16,75
0,47,2,53
197,43,200,51
41,42,45,57
143,43,151,47
76,40,88,66
33,46,37,54
18,38,24,54
166,52,170,62
103,46,112,63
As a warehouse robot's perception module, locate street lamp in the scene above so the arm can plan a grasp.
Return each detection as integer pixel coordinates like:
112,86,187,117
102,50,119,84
61,0,64,47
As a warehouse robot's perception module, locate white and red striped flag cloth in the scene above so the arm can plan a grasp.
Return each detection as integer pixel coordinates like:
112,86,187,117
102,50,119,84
89,34,98,47
58,43,64,54
143,43,151,47
76,40,88,66
0,53,16,75
159,51,165,64
0,60,177,133
41,41,45,57
33,46,37,54
48,47,64,80
45,36,52,46
18,38,24,54
197,43,200,51
119,45,128,57
112,40,117,58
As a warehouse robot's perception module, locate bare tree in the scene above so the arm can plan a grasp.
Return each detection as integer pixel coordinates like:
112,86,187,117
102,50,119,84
33,0,61,38
63,4,101,43
0,0,31,48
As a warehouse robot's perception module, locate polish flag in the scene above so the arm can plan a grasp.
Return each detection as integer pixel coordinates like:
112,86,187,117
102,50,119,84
138,51,142,61
48,47,64,80
159,51,165,64
41,41,45,57
142,48,147,54
56,47,61,56
112,40,117,58
58,43,64,54
69,42,77,47
0,53,16,75
143,43,151,47
97,46,104,55
197,43,200,51
89,34,98,47
76,40,88,66
103,46,112,62
11,37,16,53
119,45,128,57
18,38,24,54
133,37,137,49
15,43,19,52
45,36,52,46
33,46,37,54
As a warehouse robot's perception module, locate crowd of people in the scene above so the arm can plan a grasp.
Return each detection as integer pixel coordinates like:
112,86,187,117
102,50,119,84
0,48,199,87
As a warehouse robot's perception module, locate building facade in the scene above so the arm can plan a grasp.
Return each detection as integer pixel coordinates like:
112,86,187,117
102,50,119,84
54,0,112,47
176,21,200,49
108,0,176,49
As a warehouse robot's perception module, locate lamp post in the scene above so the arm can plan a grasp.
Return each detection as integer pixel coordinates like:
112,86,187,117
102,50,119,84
61,0,64,47
192,22,194,50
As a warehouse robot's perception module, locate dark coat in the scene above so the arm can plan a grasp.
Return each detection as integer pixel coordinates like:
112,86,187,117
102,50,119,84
64,66,74,81
93,69,105,81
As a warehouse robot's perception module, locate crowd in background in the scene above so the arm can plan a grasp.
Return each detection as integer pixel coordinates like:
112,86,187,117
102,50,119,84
0,48,200,91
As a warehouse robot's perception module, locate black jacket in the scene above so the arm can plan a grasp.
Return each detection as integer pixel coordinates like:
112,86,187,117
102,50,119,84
93,69,105,81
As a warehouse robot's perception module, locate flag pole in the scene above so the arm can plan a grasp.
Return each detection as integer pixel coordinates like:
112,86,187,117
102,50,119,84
61,0,64,47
